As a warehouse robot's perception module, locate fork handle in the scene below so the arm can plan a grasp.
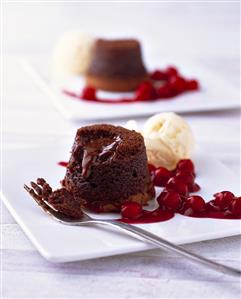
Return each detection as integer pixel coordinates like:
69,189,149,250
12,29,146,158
92,219,241,277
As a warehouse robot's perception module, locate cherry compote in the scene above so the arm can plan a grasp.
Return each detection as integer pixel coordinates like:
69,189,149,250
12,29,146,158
118,159,241,224
185,195,205,212
63,66,200,104
213,191,235,210
58,157,241,224
148,164,156,176
230,197,241,216
120,201,174,223
166,177,189,197
157,190,181,212
176,159,195,175
153,167,172,187
121,202,143,220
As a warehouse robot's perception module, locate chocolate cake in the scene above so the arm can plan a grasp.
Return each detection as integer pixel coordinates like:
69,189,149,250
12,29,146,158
62,124,155,212
85,39,148,92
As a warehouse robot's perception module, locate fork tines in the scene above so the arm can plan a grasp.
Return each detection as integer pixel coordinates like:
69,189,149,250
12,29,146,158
24,183,53,215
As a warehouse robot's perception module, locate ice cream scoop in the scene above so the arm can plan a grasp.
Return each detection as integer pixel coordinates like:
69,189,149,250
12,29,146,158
125,113,195,170
144,136,179,170
51,31,94,79
142,112,195,170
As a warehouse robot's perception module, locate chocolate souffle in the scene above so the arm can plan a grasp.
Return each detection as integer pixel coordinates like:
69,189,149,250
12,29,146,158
62,124,155,212
86,39,148,92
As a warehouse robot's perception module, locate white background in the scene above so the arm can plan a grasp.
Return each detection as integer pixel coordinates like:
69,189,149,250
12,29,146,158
2,1,241,299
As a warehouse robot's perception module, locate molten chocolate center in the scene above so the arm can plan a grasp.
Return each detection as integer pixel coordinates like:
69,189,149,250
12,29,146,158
81,136,121,178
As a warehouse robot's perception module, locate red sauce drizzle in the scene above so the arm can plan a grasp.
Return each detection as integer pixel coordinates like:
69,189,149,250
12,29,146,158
58,161,68,167
119,208,174,224
118,206,240,225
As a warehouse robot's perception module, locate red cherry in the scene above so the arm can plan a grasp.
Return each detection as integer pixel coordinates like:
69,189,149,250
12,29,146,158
175,170,199,193
157,190,181,211
175,170,195,185
150,70,167,81
135,82,157,101
153,167,172,187
230,197,241,216
186,79,199,91
213,191,235,210
188,183,201,193
182,207,195,216
148,164,156,175
166,177,189,196
205,200,221,212
157,84,172,98
168,85,179,97
121,202,143,220
169,76,186,93
176,159,195,174
165,66,178,78
186,195,205,212
82,86,97,100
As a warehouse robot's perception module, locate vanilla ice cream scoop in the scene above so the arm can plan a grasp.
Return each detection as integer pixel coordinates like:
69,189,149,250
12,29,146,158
142,112,195,170
144,136,179,170
51,31,95,79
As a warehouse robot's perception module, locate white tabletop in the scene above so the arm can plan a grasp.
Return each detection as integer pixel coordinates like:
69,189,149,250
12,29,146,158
2,2,241,298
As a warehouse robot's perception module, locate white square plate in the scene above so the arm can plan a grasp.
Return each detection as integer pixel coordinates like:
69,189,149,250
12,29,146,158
1,142,241,262
46,61,240,121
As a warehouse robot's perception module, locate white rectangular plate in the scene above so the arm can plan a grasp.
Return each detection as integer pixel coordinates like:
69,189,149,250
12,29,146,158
1,141,241,263
46,61,240,121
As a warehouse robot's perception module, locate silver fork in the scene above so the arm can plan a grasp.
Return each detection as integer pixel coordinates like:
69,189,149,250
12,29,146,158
24,184,241,277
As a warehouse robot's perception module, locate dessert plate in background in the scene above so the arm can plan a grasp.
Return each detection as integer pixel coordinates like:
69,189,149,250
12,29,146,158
1,143,240,263
22,60,240,121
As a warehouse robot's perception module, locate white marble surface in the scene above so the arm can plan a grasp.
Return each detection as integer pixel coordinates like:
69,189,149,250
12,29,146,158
2,2,241,299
